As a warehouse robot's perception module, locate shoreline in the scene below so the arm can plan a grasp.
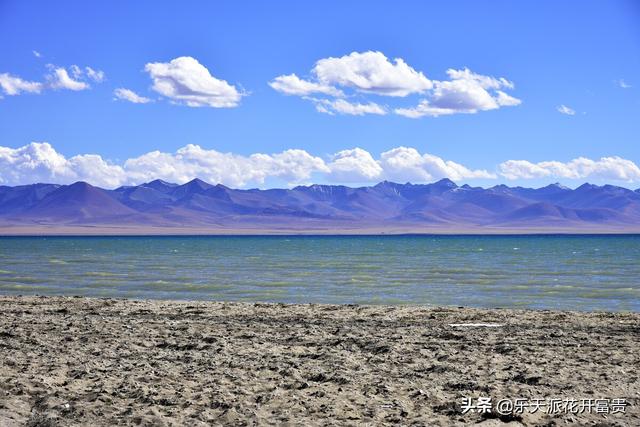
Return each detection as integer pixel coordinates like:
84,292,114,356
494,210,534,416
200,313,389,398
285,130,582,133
1,294,638,314
1,296,638,426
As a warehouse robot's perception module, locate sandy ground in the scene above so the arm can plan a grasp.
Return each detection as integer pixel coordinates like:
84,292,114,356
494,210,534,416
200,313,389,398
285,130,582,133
0,297,638,426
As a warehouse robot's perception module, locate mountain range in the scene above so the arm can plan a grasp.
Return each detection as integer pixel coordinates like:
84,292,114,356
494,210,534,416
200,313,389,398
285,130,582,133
1,179,640,233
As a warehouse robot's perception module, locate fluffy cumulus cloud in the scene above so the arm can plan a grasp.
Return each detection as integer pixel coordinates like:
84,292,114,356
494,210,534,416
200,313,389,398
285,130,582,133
325,146,495,183
328,148,383,181
4,143,638,189
327,146,495,182
311,51,432,97
379,147,495,181
144,56,243,108
0,64,104,97
500,157,640,182
0,143,328,188
47,66,89,91
113,88,152,104
124,145,329,186
0,143,125,188
270,51,520,118
0,73,43,95
395,69,521,118
0,143,495,188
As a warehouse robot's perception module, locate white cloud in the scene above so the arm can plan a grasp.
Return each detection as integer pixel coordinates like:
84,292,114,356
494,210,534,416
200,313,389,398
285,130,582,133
47,66,90,91
69,65,104,83
325,146,494,183
393,101,454,118
32,50,42,58
445,68,514,90
0,64,104,97
379,147,495,181
70,65,83,79
65,154,127,188
123,145,329,187
495,90,521,106
0,73,43,95
309,98,387,116
395,68,521,118
270,51,431,100
0,143,330,188
145,56,243,108
85,67,105,82
271,52,520,118
268,74,343,97
10,144,639,190
616,79,631,89
113,88,152,104
500,157,640,182
556,104,575,115
0,143,497,188
0,142,125,188
328,148,383,182
312,51,432,97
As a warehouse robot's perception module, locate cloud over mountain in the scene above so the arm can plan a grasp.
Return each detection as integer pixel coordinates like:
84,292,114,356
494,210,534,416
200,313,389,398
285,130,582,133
122,145,328,186
1,142,638,189
328,148,384,181
0,142,125,188
379,147,496,180
500,157,640,182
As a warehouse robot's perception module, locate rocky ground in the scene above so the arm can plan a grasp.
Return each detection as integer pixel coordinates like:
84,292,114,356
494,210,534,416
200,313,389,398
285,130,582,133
0,296,638,426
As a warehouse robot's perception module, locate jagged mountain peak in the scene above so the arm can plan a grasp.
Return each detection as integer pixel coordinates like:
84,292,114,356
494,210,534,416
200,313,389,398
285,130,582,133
433,178,457,188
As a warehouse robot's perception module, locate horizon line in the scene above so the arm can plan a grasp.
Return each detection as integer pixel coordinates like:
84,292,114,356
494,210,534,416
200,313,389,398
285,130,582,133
4,177,640,192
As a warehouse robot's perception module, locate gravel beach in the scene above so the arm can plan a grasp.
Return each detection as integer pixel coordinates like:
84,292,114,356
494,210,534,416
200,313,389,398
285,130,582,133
0,296,638,426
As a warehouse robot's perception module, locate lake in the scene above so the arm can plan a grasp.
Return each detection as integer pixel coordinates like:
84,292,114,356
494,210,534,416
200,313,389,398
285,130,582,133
0,235,638,311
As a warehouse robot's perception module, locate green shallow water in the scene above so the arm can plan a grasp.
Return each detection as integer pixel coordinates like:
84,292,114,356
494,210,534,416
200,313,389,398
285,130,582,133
0,235,638,311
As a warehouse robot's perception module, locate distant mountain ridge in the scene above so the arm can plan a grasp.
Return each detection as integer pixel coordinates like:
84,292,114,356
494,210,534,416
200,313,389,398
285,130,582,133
1,179,640,232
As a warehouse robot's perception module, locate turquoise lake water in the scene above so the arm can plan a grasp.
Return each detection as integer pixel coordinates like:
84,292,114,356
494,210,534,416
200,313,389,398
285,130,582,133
0,235,638,311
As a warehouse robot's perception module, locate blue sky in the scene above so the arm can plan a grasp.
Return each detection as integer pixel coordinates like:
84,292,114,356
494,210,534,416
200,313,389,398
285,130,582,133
1,0,639,189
